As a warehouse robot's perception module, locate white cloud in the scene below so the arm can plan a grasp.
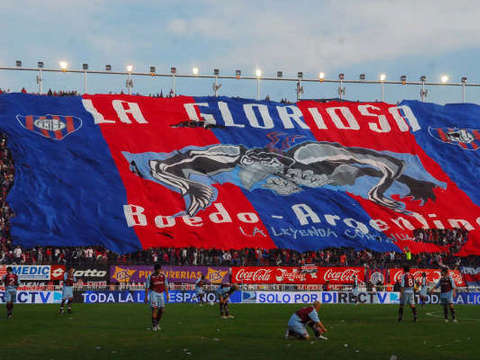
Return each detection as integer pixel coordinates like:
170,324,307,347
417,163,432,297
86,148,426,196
165,0,480,73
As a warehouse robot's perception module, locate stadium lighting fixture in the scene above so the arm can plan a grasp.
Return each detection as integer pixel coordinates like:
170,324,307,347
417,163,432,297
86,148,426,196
82,64,89,94
213,69,220,76
277,71,283,78
420,75,426,82
400,75,407,85
126,65,133,73
59,61,68,71
37,61,44,68
235,70,241,79
338,73,344,80
192,67,199,75
461,76,467,83
82,64,88,70
359,74,366,81
440,75,449,83
149,66,156,74
318,72,325,81
297,72,303,79
105,65,111,71
379,73,386,82
170,67,177,74
255,69,262,78
15,60,22,67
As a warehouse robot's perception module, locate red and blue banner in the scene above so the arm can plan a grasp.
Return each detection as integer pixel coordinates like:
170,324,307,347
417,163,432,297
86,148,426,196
0,94,479,255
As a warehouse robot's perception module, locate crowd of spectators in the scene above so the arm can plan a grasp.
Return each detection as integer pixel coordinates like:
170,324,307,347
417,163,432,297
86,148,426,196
414,228,468,248
2,244,480,271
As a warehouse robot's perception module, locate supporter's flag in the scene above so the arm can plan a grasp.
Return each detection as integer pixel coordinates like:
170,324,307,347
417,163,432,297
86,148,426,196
0,94,479,255
460,266,480,286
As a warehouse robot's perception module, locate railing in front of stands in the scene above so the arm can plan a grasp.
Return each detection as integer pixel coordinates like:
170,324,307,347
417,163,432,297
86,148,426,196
2,284,479,293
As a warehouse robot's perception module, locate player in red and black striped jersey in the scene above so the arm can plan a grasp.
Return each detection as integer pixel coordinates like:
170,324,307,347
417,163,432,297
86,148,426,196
144,264,169,331
398,265,417,322
2,266,19,319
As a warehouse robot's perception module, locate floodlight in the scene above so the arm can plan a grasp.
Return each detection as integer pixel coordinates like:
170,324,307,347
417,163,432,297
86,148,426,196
359,74,366,80
379,73,386,82
255,69,262,77
277,71,283,78
59,61,68,70
192,67,199,75
38,61,44,68
105,64,111,71
15,60,22,67
338,73,344,80
82,63,88,70
440,75,449,83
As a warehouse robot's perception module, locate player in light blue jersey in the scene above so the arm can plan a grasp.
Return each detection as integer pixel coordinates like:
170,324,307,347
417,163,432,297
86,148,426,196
352,275,359,304
216,283,238,319
194,275,210,305
418,272,428,307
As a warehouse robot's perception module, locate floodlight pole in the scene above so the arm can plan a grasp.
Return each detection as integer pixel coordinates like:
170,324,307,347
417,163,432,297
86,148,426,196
256,77,260,100
381,82,385,102
462,83,466,103
296,80,303,101
36,68,43,94
172,73,176,96
83,71,88,94
420,80,427,102
214,75,218,97
338,79,345,101
127,73,132,95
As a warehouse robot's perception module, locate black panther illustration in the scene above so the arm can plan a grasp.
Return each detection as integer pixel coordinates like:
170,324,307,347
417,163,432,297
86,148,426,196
126,141,443,217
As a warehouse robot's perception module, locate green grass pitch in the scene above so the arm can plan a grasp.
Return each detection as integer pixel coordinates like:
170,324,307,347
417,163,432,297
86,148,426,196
0,303,478,360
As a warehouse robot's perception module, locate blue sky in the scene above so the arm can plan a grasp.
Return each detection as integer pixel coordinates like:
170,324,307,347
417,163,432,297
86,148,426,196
1,0,480,104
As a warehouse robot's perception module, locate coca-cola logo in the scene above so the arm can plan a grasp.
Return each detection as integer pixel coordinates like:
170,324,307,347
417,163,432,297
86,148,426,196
234,268,272,282
369,271,384,284
392,269,463,286
275,268,307,282
323,269,360,282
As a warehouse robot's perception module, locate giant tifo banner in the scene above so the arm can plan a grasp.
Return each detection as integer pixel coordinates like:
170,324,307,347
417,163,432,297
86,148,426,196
1,94,480,254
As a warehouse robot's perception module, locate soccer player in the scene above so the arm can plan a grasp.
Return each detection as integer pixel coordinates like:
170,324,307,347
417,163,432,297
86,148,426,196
418,272,428,307
285,301,328,340
398,265,417,322
194,274,209,305
59,267,76,314
144,264,168,331
429,268,457,323
2,266,19,319
216,283,238,319
352,274,359,304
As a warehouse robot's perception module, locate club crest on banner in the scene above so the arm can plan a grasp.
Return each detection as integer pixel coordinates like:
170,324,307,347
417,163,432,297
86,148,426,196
428,126,480,151
16,114,82,140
